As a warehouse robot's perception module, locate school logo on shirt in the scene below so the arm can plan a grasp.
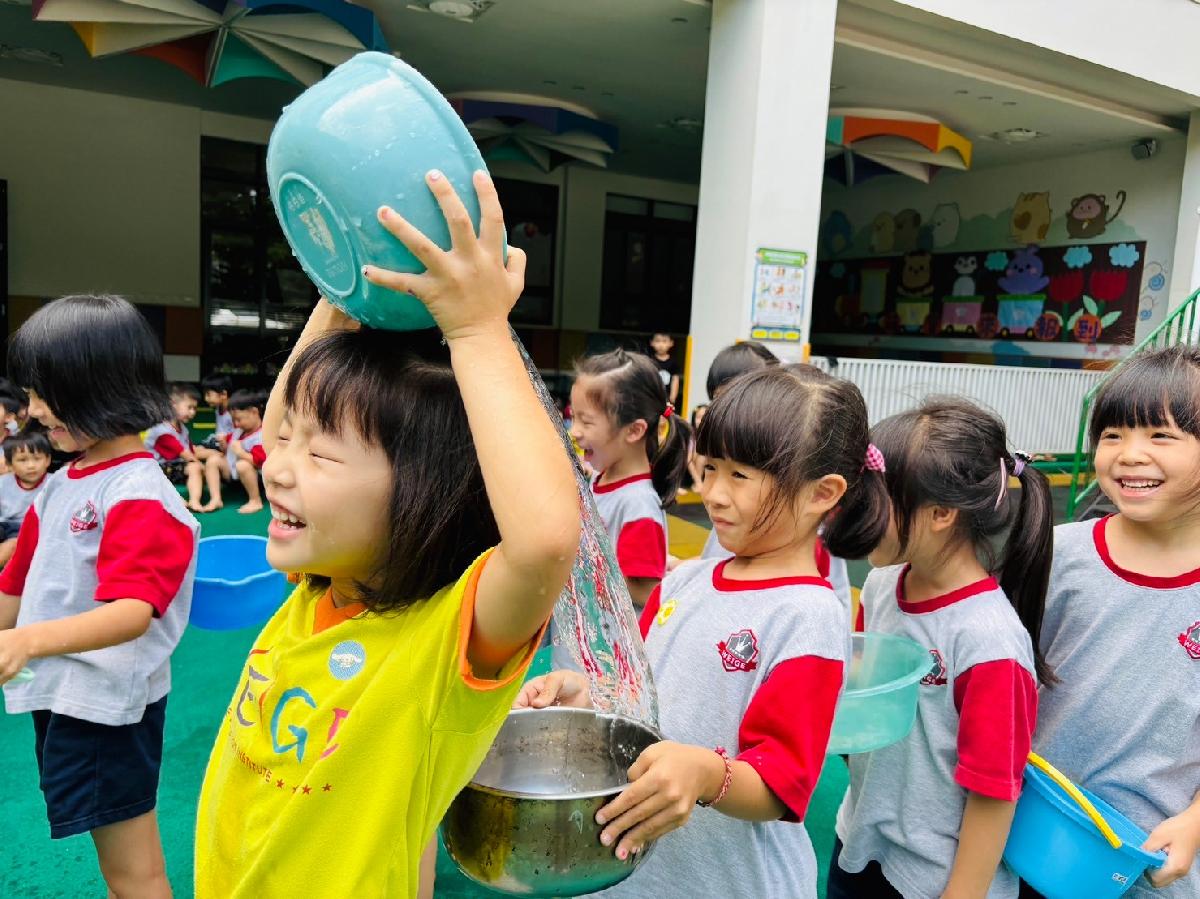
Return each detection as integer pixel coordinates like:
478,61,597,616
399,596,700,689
717,628,759,672
1178,621,1200,660
921,648,949,686
69,500,99,533
655,599,678,628
328,640,366,680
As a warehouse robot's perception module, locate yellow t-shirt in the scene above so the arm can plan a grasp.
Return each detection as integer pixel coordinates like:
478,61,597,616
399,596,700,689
194,552,540,898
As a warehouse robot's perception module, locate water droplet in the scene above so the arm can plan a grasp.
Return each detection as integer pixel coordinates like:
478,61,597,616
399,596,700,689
395,193,406,201
372,149,381,158
407,131,416,138
350,217,362,227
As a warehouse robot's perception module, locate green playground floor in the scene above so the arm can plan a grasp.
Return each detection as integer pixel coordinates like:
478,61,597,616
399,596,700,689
0,492,851,898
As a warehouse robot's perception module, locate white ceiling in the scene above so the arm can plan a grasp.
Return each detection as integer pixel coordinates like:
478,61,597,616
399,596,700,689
0,0,1195,181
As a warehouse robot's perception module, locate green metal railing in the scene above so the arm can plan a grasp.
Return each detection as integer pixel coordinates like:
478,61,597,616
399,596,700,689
1066,288,1200,518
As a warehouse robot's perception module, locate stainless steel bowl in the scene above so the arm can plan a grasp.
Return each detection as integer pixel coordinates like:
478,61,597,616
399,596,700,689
441,707,662,897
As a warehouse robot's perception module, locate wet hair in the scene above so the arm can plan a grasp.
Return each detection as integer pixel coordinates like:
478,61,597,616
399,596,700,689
228,389,266,416
169,382,201,403
696,365,889,559
8,294,171,439
285,327,500,614
872,398,1056,685
706,341,779,399
575,348,688,505
1089,344,1200,446
4,430,52,464
201,374,233,396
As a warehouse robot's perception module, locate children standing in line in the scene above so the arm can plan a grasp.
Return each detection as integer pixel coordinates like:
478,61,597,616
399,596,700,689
0,430,52,567
201,389,266,514
194,170,579,898
649,331,681,406
570,349,688,609
1028,346,1200,899
145,382,205,512
521,365,888,898
831,398,1054,899
0,294,198,899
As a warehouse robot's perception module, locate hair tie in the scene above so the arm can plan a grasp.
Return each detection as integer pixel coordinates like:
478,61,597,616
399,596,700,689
1013,451,1030,477
862,443,886,473
661,403,675,421
995,452,1030,510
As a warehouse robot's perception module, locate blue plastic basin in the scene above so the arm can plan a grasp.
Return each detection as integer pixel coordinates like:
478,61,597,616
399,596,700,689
266,51,499,331
190,536,289,631
827,632,930,755
1004,764,1165,898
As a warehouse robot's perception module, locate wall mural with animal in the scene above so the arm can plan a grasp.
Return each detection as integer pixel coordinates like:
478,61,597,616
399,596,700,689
812,240,1145,347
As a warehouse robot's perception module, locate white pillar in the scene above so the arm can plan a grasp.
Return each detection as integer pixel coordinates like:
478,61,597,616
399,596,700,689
685,0,838,406
1168,110,1200,316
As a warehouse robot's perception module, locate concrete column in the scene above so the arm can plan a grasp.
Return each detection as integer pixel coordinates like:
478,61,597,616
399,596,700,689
1169,111,1200,321
685,0,838,405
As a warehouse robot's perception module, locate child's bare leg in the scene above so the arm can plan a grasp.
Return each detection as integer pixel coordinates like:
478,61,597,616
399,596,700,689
417,834,438,899
185,461,205,513
202,456,227,512
193,445,216,462
236,459,263,514
0,538,16,568
91,809,172,899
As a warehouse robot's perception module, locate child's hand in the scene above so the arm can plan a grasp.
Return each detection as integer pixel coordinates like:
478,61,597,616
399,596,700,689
595,741,726,860
364,170,527,342
513,670,592,710
1144,804,1200,887
0,628,31,684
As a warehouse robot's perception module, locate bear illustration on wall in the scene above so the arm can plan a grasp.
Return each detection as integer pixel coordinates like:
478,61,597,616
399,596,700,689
898,250,935,298
1010,192,1052,244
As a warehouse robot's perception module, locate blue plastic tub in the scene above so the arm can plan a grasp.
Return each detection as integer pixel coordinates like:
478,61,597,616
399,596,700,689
1004,763,1165,898
190,536,289,631
266,51,500,332
827,632,930,755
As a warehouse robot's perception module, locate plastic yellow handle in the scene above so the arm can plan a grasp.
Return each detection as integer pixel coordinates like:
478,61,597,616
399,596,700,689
1027,752,1122,850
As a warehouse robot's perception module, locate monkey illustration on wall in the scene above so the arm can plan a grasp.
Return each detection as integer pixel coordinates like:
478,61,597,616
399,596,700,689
1067,191,1127,239
1010,192,1051,243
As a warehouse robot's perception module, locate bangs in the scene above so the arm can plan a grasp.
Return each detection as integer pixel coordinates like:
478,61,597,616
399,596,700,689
696,382,791,470
1089,348,1200,445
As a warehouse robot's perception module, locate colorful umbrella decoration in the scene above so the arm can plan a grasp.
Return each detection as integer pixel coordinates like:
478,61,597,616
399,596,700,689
451,96,619,170
32,0,388,87
826,108,972,186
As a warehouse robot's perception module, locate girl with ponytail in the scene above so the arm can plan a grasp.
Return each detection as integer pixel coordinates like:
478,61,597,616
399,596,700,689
830,397,1054,899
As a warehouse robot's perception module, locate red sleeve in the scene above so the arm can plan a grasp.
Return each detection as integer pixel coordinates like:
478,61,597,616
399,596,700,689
737,655,844,822
814,537,831,579
616,518,666,580
854,601,865,633
95,500,195,617
153,434,185,461
0,507,39,595
953,659,1038,800
250,445,267,468
638,584,662,639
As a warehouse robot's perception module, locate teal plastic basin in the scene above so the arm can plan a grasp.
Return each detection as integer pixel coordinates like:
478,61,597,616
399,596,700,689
266,51,499,331
827,632,930,755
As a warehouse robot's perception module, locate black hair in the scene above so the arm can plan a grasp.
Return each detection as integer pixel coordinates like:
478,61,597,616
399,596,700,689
706,341,779,399
0,394,20,416
0,381,28,407
228,389,266,415
3,430,52,464
696,364,889,559
201,374,233,396
872,398,1056,685
1089,344,1200,446
690,404,708,430
169,382,201,403
575,348,688,505
8,294,171,439
285,327,500,614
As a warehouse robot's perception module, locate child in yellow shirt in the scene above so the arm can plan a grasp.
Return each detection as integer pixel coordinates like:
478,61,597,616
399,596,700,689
194,170,581,898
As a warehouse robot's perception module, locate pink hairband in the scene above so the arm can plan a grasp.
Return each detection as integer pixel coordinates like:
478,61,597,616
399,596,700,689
863,443,886,473
995,451,1030,509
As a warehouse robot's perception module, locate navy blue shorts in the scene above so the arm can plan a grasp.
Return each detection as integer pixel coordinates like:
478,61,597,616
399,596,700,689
31,695,167,839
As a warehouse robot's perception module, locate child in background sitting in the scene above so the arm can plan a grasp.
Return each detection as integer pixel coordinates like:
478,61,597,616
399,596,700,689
0,430,52,567
198,374,233,456
144,382,204,512
201,389,266,514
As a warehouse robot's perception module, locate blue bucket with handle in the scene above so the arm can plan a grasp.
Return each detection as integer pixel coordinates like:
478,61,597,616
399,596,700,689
266,51,500,331
1004,755,1165,898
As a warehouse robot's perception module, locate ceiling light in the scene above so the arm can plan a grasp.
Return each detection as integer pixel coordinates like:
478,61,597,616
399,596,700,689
991,127,1042,144
954,89,969,95
0,44,63,65
671,16,688,23
662,116,703,133
405,0,494,22
978,95,993,101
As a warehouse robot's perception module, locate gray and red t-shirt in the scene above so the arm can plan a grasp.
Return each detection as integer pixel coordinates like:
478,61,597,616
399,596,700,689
599,557,848,898
226,427,266,471
144,420,192,462
836,564,1038,899
0,452,198,726
215,407,234,438
592,472,667,581
1035,517,1200,899
0,470,46,534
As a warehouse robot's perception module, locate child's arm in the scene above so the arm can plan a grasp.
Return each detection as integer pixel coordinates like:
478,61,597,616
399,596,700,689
0,592,17,630
669,374,680,405
365,171,579,677
943,793,1018,898
626,577,658,609
0,600,153,684
1144,791,1200,887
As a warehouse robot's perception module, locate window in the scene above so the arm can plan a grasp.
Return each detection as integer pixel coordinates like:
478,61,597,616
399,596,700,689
600,195,696,333
494,177,559,326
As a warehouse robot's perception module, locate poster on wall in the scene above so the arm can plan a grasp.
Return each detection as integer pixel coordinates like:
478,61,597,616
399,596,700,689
750,248,807,341
811,240,1145,348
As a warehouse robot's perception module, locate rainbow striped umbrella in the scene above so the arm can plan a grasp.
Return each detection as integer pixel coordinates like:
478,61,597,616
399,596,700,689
826,109,972,185
33,0,388,87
